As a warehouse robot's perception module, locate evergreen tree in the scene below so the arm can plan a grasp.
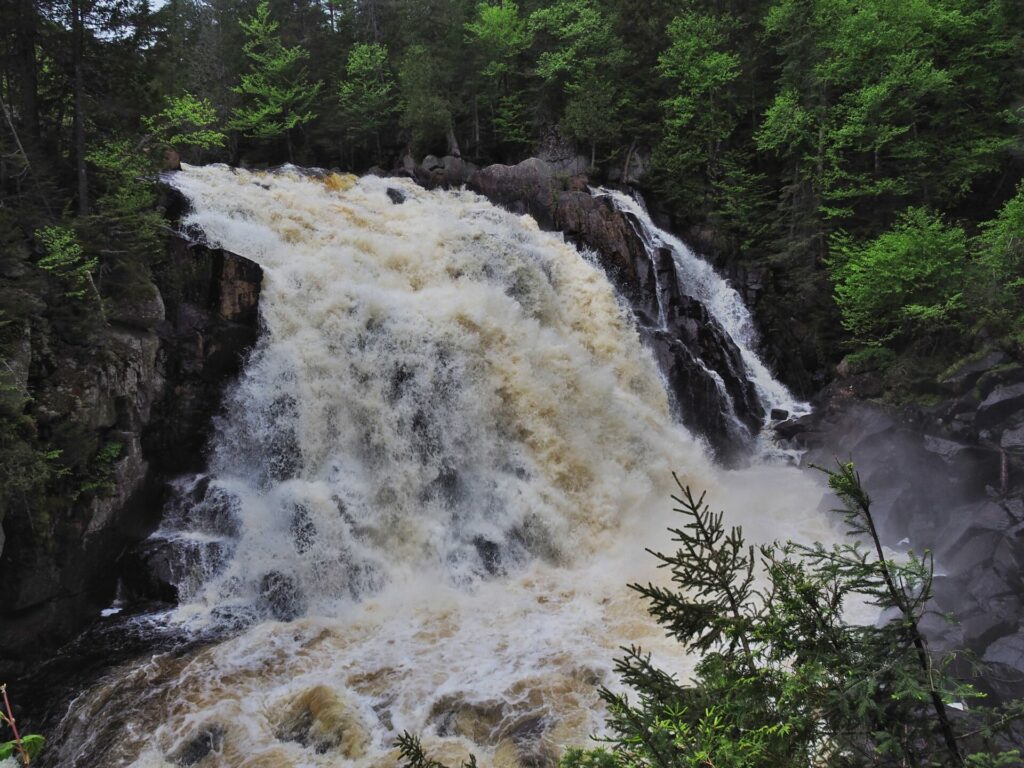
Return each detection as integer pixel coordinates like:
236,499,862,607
528,0,633,166
337,42,396,164
230,0,323,161
829,207,967,344
587,466,1024,767
464,0,533,152
398,44,454,156
652,11,741,207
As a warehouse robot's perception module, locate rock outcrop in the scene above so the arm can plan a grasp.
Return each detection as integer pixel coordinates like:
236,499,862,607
0,236,261,680
778,359,1024,700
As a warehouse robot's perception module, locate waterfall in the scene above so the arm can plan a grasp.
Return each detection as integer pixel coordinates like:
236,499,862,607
593,188,810,431
44,165,834,767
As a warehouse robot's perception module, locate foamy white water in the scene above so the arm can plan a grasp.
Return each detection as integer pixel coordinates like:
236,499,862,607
48,166,834,767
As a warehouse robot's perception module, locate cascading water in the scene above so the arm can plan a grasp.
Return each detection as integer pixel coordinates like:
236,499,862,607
593,188,810,451
43,166,834,767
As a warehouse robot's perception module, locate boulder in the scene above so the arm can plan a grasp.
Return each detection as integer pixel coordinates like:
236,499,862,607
940,350,1009,395
978,382,1024,429
1002,424,1024,451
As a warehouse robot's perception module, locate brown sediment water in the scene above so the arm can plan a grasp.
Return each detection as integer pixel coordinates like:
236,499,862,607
42,166,834,767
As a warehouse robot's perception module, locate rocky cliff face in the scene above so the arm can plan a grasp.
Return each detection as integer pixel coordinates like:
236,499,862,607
399,155,764,460
778,359,1024,700
0,236,261,680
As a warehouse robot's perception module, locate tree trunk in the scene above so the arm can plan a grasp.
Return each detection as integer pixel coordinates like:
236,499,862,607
473,97,480,154
446,126,461,158
72,0,89,215
14,0,39,143
622,139,636,185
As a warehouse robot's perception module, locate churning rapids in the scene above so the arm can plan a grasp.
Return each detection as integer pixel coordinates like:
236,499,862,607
44,166,836,767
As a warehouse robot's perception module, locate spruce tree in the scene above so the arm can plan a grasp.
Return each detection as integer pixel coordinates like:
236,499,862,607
229,0,322,161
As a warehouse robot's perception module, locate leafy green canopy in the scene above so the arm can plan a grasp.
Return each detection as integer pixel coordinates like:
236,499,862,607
529,0,633,161
144,93,226,155
829,207,967,343
34,226,98,301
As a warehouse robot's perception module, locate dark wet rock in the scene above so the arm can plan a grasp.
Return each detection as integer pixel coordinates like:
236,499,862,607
777,376,1024,699
123,532,232,604
473,536,504,576
176,726,225,766
1002,424,1024,451
770,408,789,421
0,220,262,680
985,632,1024,672
978,383,1024,430
258,571,305,621
386,187,406,204
291,504,317,554
941,350,1010,395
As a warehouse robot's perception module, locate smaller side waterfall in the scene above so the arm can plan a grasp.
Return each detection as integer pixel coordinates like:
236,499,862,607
593,188,810,455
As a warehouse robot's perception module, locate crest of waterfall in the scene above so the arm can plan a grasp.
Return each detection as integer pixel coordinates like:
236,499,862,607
44,165,835,768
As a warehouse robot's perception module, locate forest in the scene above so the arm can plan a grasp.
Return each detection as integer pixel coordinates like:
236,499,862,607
2,1,1024,765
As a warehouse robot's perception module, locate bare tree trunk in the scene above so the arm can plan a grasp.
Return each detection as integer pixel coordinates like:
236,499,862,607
0,92,52,216
473,97,480,154
446,126,461,158
72,0,89,215
622,139,637,185
15,0,39,143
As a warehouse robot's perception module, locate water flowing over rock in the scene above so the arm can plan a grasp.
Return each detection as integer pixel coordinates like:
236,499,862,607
456,158,807,460
0,235,261,681
37,165,835,767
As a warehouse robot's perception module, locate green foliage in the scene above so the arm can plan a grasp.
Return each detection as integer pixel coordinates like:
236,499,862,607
0,368,61,520
85,140,165,257
973,182,1024,338
829,207,967,343
465,1,533,149
652,12,740,192
578,466,1024,767
842,346,898,375
398,45,453,155
143,92,226,155
230,0,322,148
0,734,45,762
77,440,123,498
560,747,618,768
0,684,45,764
759,0,1020,229
396,732,478,768
34,226,97,301
337,43,396,158
465,1,531,82
529,0,632,157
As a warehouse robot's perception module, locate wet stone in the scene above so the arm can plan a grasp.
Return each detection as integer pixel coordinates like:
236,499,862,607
386,187,406,204
175,725,224,766
257,571,305,621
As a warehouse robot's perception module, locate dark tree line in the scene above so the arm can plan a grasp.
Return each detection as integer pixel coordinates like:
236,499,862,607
1,0,1023,512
